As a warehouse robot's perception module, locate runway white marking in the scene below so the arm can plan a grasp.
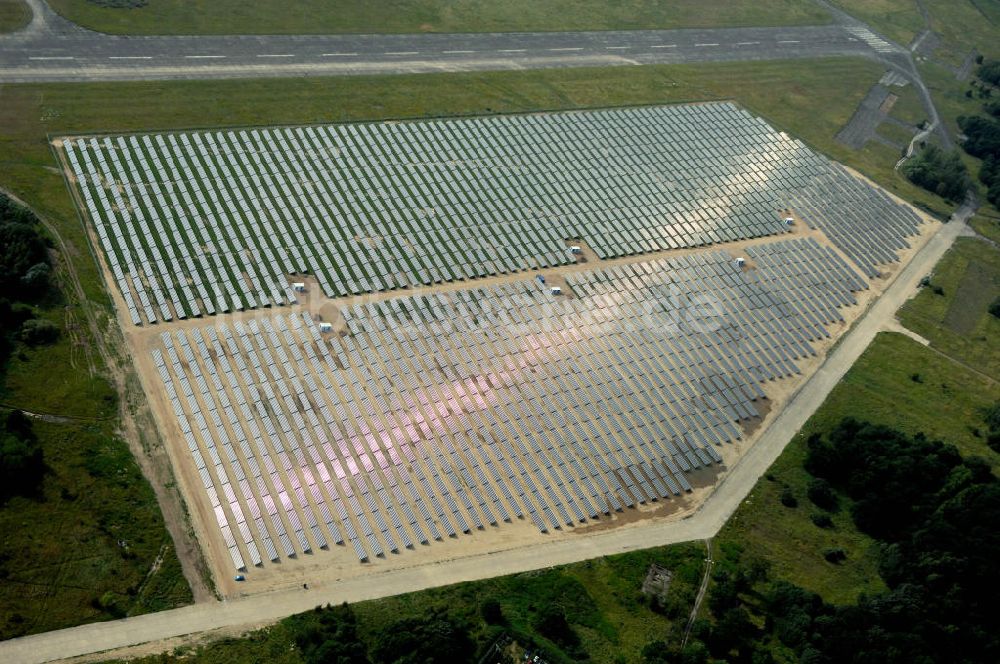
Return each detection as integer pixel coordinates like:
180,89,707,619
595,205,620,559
695,43,720,47
605,46,630,50
185,55,225,59
257,54,294,58
548,47,583,52
29,56,74,60
442,50,475,54
385,51,419,55
109,56,153,60
498,49,526,53
321,53,358,57
651,44,677,48
736,41,760,46
778,40,801,44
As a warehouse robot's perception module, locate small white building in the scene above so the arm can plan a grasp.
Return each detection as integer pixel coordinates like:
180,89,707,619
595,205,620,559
569,245,582,255
784,217,795,225
318,322,333,333
734,257,746,267
550,286,562,295
292,282,307,293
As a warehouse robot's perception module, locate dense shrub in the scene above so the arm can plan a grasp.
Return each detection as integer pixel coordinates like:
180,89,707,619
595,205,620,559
900,144,970,201
810,513,834,529
371,609,474,664
480,597,503,624
0,410,44,502
980,155,1000,206
806,478,838,512
19,319,59,346
822,547,847,564
690,419,1000,663
957,115,1000,160
978,59,1000,86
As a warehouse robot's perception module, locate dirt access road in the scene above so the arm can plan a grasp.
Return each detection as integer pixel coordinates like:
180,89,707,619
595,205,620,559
0,201,972,664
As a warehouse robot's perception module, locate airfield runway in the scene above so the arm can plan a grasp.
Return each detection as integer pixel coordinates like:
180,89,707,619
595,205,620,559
0,0,903,82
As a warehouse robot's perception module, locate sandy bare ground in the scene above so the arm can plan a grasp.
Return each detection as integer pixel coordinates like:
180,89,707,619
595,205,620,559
44,150,217,605
0,151,954,663
78,151,938,602
0,203,964,664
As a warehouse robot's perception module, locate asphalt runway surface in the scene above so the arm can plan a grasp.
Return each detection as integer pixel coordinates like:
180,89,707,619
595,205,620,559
1,0,904,82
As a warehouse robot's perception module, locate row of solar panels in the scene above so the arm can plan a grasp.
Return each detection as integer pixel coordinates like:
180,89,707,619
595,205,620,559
63,103,920,326
150,235,867,569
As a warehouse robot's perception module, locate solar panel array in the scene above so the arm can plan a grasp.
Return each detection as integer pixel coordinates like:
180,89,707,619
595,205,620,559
152,236,867,569
62,102,922,326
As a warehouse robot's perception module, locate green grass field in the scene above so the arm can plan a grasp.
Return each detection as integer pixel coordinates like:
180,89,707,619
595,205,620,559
831,1,999,57
715,330,1000,608
875,121,914,148
899,237,1000,381
830,0,925,46
106,544,706,664
0,0,30,33
0,414,192,639
971,212,1000,244
98,332,1000,661
0,57,962,643
46,0,830,35
0,58,954,308
0,0,28,32
926,0,1000,59
887,83,927,128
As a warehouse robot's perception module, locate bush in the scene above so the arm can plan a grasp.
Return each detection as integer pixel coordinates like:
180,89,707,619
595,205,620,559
806,478,838,511
983,403,1000,453
810,513,834,529
19,318,59,346
822,548,847,564
779,487,798,508
990,297,1000,320
480,597,503,624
